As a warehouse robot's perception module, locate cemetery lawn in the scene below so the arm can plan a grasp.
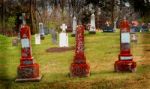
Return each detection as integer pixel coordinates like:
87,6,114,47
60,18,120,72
0,32,150,89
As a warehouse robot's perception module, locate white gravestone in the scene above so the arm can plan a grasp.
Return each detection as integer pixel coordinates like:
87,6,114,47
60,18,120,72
89,14,96,33
35,34,41,44
72,16,77,36
59,24,69,47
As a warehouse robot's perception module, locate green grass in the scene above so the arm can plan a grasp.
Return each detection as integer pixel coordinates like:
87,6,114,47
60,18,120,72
0,32,150,89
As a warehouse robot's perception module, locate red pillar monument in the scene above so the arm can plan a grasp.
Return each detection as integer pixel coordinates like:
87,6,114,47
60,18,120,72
16,14,41,82
70,25,90,77
114,17,136,72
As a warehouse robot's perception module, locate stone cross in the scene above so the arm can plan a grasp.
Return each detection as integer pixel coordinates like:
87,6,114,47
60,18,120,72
60,24,67,32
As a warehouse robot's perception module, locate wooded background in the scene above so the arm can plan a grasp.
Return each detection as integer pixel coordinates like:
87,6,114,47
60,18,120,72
0,0,149,35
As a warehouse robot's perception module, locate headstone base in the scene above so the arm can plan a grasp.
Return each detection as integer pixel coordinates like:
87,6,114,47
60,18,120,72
70,63,90,77
114,60,136,72
40,35,45,40
89,31,96,34
15,76,42,82
103,26,114,32
71,34,75,37
16,63,41,82
103,30,114,32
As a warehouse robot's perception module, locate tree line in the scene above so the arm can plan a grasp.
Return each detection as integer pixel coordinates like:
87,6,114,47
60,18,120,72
0,0,149,35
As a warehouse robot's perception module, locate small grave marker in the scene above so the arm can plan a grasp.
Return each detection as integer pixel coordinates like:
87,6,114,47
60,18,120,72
35,34,41,44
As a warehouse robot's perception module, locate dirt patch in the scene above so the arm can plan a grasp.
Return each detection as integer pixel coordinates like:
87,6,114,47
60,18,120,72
46,46,75,53
144,49,150,52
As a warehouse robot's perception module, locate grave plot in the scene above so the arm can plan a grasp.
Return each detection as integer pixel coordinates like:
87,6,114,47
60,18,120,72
46,46,75,53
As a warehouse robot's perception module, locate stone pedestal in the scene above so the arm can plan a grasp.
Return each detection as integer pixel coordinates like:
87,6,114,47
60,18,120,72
70,25,90,77
71,34,76,37
89,14,96,34
70,63,90,77
114,18,136,72
115,60,136,72
16,25,41,82
17,60,41,81
40,35,45,40
71,16,77,37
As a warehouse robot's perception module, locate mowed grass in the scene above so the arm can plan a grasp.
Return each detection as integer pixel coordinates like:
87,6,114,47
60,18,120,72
0,31,150,89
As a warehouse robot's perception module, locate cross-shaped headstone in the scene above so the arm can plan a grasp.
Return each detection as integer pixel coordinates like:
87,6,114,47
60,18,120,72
60,24,67,32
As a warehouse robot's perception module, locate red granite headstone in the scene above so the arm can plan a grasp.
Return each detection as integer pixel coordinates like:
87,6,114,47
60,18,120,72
16,25,41,82
114,18,136,72
70,25,90,77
